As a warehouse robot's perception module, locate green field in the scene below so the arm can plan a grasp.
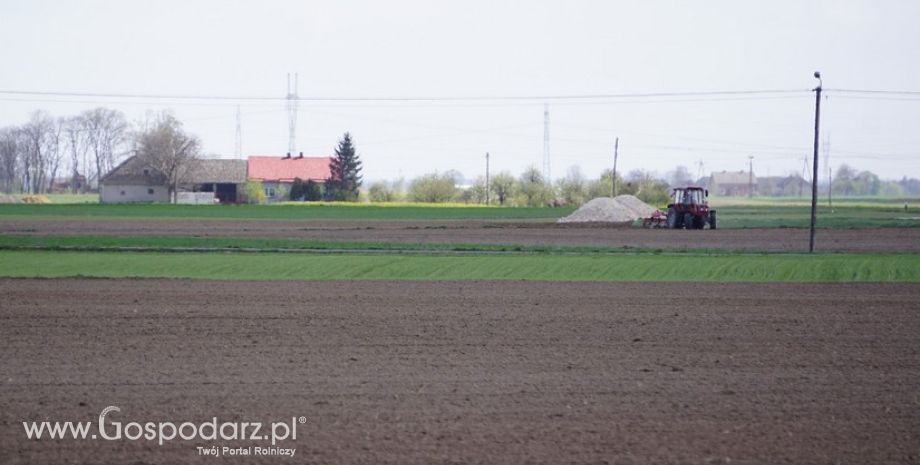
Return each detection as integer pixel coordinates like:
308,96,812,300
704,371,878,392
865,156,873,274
0,235,654,255
0,202,574,221
1,198,917,283
1,250,917,282
2,197,919,228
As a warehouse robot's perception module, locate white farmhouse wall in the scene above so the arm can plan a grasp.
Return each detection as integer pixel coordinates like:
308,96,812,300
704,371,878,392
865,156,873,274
100,185,170,203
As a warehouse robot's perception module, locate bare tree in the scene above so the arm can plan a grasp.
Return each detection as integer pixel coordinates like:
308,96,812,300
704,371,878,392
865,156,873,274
82,107,128,189
65,116,89,193
666,165,694,187
490,171,516,206
517,165,553,207
136,113,201,203
20,111,57,194
0,126,21,193
556,165,588,206
44,117,65,193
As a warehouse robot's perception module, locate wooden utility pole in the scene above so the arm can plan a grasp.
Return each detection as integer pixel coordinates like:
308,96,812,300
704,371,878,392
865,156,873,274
485,152,490,205
809,72,823,253
748,156,754,198
612,137,619,198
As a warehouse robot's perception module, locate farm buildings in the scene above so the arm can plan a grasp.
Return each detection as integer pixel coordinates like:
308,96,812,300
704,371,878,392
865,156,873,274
99,154,331,203
248,154,331,201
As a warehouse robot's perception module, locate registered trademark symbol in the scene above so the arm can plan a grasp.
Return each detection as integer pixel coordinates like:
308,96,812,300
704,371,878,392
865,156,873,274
299,416,307,424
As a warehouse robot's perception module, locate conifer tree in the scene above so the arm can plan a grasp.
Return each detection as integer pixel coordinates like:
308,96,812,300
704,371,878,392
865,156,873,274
325,132,362,201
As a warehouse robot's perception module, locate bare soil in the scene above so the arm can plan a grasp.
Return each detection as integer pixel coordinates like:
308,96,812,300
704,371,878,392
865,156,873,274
3,218,920,252
2,279,918,464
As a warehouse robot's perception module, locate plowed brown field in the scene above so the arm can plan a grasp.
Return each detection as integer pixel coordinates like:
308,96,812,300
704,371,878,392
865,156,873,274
3,218,920,252
2,279,918,464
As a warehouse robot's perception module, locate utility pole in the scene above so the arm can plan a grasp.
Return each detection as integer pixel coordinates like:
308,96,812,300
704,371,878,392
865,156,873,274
542,103,551,185
824,134,832,211
612,137,619,197
748,156,754,198
809,72,823,253
801,156,809,198
485,152,490,205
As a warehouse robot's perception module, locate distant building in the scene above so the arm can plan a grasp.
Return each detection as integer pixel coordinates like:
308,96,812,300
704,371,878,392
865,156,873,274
758,175,811,197
100,156,247,203
99,153,331,203
183,159,248,204
99,156,170,203
247,153,332,201
709,171,758,197
50,173,87,193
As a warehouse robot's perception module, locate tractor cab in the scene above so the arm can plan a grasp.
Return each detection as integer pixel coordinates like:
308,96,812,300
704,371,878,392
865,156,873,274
667,187,717,229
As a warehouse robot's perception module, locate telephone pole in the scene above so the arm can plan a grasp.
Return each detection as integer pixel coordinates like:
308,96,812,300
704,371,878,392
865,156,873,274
809,72,823,253
801,156,809,198
748,156,754,198
824,134,832,210
542,103,551,185
612,137,619,197
485,152,490,205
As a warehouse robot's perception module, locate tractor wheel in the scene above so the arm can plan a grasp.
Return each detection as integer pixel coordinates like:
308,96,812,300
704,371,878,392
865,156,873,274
666,207,677,229
684,213,694,230
692,216,705,229
709,210,717,229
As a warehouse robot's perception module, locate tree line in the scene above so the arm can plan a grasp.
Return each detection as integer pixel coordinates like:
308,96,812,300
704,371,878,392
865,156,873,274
0,108,129,194
4,107,917,204
363,166,676,207
0,108,205,201
362,163,919,208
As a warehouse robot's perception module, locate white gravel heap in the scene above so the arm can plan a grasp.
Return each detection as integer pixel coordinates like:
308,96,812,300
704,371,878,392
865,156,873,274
558,195,657,223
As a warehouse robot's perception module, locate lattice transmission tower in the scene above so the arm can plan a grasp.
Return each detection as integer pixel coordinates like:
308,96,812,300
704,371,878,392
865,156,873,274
287,73,299,155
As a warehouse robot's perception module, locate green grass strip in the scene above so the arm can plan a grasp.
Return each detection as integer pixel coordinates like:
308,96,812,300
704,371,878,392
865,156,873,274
0,235,699,255
0,250,916,282
0,203,573,220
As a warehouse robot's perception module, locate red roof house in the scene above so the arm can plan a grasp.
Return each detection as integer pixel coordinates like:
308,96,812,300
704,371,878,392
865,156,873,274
247,154,332,183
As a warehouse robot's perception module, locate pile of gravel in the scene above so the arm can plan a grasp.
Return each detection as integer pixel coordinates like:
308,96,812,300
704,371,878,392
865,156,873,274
558,195,657,223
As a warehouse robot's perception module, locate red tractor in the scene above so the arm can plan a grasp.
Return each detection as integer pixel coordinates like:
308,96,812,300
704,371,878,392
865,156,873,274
666,187,717,229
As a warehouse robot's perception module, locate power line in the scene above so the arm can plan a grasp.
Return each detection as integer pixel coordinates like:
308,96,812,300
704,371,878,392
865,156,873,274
828,89,920,96
0,88,808,103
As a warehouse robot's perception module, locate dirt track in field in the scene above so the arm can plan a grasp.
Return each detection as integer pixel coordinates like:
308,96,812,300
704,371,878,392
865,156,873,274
3,218,920,252
2,279,918,464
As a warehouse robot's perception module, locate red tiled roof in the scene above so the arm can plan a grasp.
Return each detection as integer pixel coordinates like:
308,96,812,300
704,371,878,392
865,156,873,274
247,155,332,183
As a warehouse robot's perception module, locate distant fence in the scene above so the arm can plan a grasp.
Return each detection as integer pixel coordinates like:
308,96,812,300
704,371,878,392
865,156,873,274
176,192,216,205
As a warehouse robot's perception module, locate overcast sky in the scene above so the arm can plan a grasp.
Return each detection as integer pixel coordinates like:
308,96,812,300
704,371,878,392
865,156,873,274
2,0,919,182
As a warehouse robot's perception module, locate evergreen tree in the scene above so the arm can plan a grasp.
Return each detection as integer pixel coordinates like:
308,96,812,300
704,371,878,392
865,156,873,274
303,180,323,201
325,132,362,201
289,177,304,201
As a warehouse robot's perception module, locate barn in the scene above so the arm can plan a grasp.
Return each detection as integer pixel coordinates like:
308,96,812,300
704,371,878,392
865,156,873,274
709,170,758,197
100,156,247,204
184,159,248,204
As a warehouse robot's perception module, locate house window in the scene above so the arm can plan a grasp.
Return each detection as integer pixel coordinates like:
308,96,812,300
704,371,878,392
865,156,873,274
120,191,126,196
148,188,155,195
264,187,276,198
143,169,149,175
